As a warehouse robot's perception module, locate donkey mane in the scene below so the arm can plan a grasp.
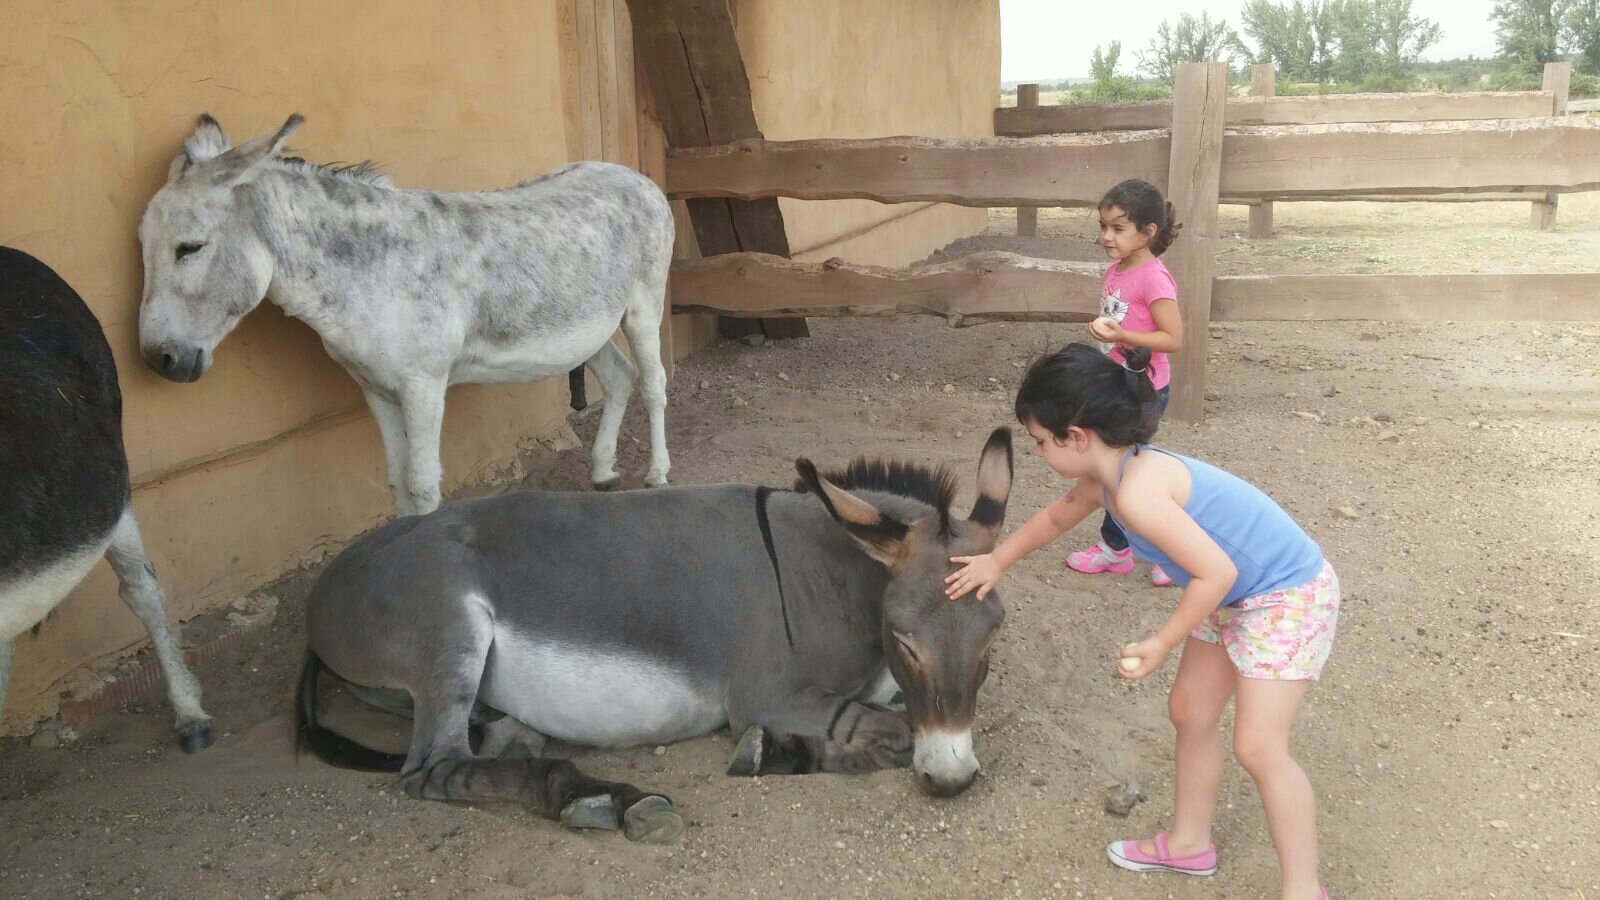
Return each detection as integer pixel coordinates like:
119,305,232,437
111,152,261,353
795,458,959,533
276,156,394,188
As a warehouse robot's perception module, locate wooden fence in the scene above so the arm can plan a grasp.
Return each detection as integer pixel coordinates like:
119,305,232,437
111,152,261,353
664,63,1600,422
1000,62,1577,235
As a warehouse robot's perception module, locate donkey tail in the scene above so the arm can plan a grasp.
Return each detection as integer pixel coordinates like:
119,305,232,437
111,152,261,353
294,649,407,772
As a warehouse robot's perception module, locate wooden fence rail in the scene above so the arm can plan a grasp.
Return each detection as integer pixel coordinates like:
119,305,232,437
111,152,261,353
666,118,1600,207
996,90,1556,135
670,252,1600,324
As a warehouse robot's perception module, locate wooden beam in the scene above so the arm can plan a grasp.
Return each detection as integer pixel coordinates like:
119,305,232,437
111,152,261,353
669,251,1103,323
667,119,1600,206
1212,273,1600,322
667,252,1600,324
1247,64,1276,240
667,132,1171,205
995,90,1558,135
1015,83,1040,238
626,0,806,339
1164,63,1228,423
1222,191,1547,204
1533,61,1571,230
1221,118,1600,199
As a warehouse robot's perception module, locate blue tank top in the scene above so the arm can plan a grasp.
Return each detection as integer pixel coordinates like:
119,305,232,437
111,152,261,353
1104,446,1324,607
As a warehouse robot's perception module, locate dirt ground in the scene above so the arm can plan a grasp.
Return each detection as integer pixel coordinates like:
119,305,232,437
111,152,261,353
3,198,1598,900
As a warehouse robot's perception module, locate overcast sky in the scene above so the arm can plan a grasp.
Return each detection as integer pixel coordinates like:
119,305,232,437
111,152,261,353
1000,0,1500,82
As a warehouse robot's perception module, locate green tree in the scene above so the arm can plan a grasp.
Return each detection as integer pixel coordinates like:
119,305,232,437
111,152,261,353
1492,0,1562,74
1371,0,1443,82
1137,12,1243,84
1328,0,1382,82
1090,41,1123,84
1560,0,1600,74
1237,0,1336,82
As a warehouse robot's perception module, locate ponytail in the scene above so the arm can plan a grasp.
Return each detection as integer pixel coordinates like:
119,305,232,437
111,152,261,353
1151,201,1183,257
1015,343,1161,447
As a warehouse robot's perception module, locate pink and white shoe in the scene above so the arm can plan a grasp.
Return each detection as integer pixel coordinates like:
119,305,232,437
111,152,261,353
1066,541,1134,575
1151,565,1175,587
1106,831,1217,876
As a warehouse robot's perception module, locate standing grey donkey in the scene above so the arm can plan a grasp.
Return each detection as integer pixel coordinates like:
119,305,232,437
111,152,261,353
137,114,675,514
1,247,213,751
294,429,1015,840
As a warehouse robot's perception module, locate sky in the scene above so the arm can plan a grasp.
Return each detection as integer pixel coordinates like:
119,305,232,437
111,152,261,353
1000,0,1501,82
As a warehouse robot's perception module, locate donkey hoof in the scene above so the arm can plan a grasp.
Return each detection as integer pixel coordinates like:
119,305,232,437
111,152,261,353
644,472,669,489
560,794,620,831
726,724,767,777
593,476,622,492
623,795,684,844
177,717,215,754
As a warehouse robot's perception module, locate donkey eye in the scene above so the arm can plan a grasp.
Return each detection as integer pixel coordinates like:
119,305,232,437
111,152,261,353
175,242,206,261
894,633,921,664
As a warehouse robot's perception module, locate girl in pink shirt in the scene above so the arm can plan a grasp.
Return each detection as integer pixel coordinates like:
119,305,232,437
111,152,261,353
1067,178,1185,585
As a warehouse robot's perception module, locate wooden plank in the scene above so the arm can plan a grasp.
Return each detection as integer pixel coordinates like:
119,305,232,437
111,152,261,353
1222,191,1547,204
1213,273,1600,322
668,253,1600,324
1164,63,1228,422
1534,62,1572,230
626,0,804,339
596,0,622,164
613,0,640,169
669,251,1104,323
1570,99,1600,113
1220,118,1600,199
995,90,1558,135
1015,84,1040,237
666,132,1171,205
1248,64,1276,240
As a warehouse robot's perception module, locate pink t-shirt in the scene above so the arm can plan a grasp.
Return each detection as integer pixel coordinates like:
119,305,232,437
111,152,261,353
1098,257,1178,390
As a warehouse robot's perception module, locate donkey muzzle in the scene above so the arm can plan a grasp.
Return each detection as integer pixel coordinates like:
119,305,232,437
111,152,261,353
913,728,980,798
142,340,209,383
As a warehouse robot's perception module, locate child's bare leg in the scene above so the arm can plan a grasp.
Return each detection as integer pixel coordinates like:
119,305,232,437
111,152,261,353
1234,676,1319,900
1142,636,1235,857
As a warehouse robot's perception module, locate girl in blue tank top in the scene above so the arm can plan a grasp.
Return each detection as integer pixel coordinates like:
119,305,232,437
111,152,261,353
945,342,1340,900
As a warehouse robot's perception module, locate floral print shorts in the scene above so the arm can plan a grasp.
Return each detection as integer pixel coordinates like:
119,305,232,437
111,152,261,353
1191,561,1341,681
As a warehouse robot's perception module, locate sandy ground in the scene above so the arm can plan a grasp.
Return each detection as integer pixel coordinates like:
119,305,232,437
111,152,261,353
3,198,1598,900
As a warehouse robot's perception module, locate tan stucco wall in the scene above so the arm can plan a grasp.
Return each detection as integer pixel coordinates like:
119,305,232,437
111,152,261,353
2,0,999,731
0,0,600,729
736,0,999,264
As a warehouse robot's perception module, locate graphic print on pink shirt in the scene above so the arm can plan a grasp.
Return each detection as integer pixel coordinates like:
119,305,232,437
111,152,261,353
1099,257,1178,390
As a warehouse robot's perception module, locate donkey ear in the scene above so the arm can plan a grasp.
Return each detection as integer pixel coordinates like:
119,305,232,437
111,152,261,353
795,458,910,568
207,113,304,186
966,428,1014,545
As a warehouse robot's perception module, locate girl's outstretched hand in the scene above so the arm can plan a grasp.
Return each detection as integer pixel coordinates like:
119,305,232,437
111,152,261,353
946,554,1002,600
1116,635,1175,680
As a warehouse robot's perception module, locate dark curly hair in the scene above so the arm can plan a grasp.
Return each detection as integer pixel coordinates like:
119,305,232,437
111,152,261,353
1100,178,1183,257
1014,343,1160,447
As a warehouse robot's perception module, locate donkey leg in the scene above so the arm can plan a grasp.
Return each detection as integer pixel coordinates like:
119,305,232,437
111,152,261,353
728,688,911,776
362,389,412,515
104,508,213,753
0,638,13,722
417,755,683,843
621,289,671,488
583,341,635,491
397,380,448,515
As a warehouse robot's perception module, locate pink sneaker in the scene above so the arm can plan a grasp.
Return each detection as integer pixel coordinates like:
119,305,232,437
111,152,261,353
1106,831,1217,876
1151,565,1175,587
1066,542,1134,575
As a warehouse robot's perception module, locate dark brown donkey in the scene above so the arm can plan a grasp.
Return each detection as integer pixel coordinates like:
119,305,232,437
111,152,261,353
295,430,1014,841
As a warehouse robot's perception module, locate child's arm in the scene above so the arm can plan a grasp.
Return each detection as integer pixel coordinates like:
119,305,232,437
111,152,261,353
1100,297,1183,354
945,480,1104,600
1113,476,1236,678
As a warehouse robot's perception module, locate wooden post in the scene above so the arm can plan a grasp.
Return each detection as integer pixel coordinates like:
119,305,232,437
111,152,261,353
1247,64,1276,239
1165,63,1228,423
1533,61,1570,231
1015,83,1040,237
